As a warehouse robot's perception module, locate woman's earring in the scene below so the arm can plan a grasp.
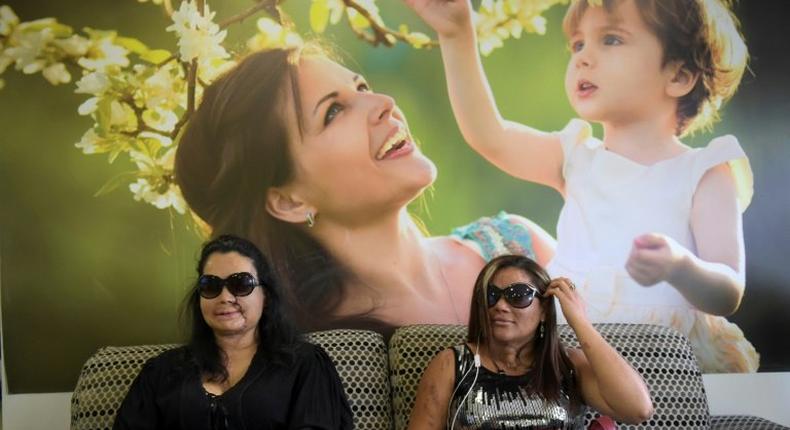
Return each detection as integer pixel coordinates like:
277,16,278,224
539,321,545,339
306,212,316,228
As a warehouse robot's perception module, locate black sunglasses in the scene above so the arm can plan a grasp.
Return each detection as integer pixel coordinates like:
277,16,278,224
487,282,541,309
197,272,262,299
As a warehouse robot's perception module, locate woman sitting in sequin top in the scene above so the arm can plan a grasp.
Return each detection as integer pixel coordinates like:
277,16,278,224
408,254,653,429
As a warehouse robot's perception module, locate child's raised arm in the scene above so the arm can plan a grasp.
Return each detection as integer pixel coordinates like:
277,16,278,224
404,0,566,192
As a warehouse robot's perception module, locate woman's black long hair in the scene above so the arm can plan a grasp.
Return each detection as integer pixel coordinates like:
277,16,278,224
183,234,300,382
467,254,582,410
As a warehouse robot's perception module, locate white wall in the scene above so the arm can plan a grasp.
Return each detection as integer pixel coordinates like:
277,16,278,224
704,372,790,425
3,374,790,429
2,392,72,430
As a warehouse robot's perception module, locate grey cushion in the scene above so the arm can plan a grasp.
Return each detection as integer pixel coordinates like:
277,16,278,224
71,344,178,430
388,324,467,430
710,415,790,429
564,324,709,429
305,329,392,430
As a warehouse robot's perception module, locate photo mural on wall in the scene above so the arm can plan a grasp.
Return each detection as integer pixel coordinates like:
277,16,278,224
1,0,788,394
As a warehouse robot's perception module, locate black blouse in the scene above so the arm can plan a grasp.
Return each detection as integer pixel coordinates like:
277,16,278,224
113,342,353,430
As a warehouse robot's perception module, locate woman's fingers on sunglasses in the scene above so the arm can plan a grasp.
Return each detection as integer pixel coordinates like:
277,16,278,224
549,278,576,292
544,278,577,301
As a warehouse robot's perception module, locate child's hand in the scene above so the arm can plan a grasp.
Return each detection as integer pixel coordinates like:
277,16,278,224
625,233,690,286
402,0,473,39
544,277,588,328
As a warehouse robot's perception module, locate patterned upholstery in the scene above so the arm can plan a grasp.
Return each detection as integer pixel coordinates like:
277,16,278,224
563,324,710,430
711,415,790,430
71,344,179,430
388,324,467,430
304,329,392,430
70,330,391,430
388,323,713,430
71,324,787,430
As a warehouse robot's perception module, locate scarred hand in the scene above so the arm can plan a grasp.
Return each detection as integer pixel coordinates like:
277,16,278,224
625,233,691,286
544,277,588,329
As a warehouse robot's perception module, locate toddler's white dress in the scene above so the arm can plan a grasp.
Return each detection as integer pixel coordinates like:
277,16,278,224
547,119,758,373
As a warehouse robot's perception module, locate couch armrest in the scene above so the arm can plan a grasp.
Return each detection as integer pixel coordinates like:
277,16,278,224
70,344,179,430
711,415,790,429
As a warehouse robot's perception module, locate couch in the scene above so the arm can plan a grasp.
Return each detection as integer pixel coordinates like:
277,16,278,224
71,323,787,429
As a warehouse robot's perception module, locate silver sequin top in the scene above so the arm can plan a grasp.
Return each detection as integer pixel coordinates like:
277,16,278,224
447,344,585,430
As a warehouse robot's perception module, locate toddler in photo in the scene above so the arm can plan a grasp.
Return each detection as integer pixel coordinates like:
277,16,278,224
405,0,757,372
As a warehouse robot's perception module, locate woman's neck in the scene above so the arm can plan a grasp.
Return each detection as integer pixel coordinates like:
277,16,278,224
486,338,534,371
312,209,446,302
602,114,687,165
215,330,258,359
205,331,258,392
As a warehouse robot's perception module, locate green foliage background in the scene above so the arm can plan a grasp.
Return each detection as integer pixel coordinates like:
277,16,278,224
2,0,788,393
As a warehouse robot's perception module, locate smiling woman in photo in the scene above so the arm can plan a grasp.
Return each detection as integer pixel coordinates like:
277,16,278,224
174,44,557,336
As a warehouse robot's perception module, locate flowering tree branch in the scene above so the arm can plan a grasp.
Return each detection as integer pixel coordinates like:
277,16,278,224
0,0,579,215
341,0,430,47
219,0,280,29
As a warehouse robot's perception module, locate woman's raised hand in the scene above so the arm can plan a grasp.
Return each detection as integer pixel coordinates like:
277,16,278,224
544,277,588,328
402,0,474,40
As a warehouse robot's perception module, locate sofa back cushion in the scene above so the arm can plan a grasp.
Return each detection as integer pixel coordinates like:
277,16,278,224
70,330,391,430
71,344,179,430
388,323,711,430
388,324,467,430
305,329,392,430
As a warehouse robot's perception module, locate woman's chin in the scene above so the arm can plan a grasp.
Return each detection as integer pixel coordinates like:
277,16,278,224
209,319,247,335
386,156,436,202
408,155,438,188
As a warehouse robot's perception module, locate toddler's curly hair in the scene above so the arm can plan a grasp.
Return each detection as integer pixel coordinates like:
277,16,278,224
563,0,748,136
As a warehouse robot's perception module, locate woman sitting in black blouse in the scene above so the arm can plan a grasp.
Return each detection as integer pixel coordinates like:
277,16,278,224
113,234,353,430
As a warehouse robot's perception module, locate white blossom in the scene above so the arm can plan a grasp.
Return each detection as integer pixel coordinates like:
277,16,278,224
139,131,174,147
128,147,185,214
53,34,90,57
75,71,111,95
42,62,70,84
0,5,19,36
142,107,178,133
78,37,130,71
166,1,228,64
141,64,181,110
247,17,303,51
109,100,136,129
129,178,186,213
77,97,99,115
76,128,104,154
4,28,53,74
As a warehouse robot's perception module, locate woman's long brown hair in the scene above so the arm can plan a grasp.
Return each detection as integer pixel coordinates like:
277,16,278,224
175,45,360,331
467,254,582,409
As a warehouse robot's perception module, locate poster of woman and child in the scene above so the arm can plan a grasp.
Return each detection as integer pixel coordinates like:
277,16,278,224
1,0,788,398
